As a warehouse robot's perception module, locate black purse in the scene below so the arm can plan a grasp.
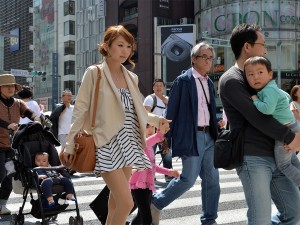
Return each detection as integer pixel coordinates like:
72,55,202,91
89,185,110,225
89,185,137,225
214,123,246,170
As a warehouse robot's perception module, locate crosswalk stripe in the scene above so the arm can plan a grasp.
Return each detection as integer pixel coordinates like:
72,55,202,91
1,157,283,224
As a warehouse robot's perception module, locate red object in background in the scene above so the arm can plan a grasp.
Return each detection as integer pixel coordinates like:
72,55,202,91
214,64,225,73
41,0,55,24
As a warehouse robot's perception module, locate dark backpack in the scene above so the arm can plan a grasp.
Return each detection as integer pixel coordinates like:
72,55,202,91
150,94,166,113
150,94,157,112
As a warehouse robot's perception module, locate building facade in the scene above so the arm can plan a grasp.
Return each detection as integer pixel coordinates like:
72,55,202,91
88,0,195,95
0,0,33,85
31,0,76,110
195,0,300,96
75,0,106,94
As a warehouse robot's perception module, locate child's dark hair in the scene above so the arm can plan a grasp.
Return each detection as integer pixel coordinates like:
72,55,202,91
33,152,49,167
244,56,272,72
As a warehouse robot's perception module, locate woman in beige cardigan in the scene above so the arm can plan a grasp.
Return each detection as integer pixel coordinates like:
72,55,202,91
62,25,170,225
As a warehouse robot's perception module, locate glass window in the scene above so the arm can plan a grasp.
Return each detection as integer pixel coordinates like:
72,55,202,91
64,61,75,75
64,80,75,94
64,1,75,16
64,40,75,55
64,21,75,36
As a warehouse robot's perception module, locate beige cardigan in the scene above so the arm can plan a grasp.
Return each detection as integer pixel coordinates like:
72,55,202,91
64,60,162,155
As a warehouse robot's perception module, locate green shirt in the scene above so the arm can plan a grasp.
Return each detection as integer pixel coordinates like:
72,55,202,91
253,80,294,124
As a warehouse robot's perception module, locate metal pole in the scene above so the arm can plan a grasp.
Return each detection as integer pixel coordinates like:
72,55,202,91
276,41,282,88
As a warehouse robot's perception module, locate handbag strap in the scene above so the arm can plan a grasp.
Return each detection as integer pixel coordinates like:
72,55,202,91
91,66,101,130
197,78,210,106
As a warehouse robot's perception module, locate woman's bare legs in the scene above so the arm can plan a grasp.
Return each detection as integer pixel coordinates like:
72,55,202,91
102,167,133,225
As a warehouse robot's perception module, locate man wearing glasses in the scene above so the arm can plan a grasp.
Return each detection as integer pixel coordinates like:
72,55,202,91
151,42,220,225
219,23,300,224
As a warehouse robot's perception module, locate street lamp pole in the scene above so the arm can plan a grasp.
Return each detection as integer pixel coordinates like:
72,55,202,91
276,41,282,88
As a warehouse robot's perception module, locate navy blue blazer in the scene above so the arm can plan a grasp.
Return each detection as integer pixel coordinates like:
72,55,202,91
165,68,218,157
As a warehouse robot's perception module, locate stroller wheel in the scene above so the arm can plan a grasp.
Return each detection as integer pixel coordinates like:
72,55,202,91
10,214,17,225
51,215,58,221
76,216,83,225
69,216,75,225
10,214,24,225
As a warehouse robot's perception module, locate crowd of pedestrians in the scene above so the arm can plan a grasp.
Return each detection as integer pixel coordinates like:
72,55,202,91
1,23,300,225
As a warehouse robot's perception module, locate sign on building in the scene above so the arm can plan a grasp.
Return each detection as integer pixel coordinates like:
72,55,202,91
10,28,20,52
157,24,196,83
11,69,30,77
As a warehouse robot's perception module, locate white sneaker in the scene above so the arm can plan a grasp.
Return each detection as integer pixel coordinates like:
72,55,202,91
5,160,16,178
150,203,161,225
0,205,11,215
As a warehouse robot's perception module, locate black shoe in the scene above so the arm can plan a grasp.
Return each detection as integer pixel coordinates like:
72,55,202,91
67,169,76,176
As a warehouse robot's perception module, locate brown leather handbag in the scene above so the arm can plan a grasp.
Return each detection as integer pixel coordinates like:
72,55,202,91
60,66,101,173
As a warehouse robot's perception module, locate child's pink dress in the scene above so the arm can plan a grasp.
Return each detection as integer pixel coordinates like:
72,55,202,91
129,132,172,192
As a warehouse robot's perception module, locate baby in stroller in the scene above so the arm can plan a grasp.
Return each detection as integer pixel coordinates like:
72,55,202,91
34,152,76,207
11,122,83,225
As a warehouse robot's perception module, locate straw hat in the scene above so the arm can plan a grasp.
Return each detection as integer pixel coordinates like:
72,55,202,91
0,74,22,92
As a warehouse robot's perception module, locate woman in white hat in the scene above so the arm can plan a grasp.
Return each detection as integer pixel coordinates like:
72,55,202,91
0,74,41,215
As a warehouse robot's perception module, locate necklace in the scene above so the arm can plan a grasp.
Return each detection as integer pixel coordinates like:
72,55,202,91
112,72,123,82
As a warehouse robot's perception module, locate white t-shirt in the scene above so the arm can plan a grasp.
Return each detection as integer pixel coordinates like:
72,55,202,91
143,94,167,117
19,100,41,124
58,105,74,135
290,101,300,125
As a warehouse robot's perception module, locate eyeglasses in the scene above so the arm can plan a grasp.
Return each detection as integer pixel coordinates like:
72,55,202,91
196,55,214,61
249,42,267,48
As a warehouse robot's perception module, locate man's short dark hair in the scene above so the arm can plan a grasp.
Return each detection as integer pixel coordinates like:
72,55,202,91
230,23,261,60
153,79,165,87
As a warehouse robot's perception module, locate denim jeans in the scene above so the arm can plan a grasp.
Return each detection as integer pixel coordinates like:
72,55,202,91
237,155,300,225
274,121,300,186
0,148,14,201
152,131,220,225
153,143,172,169
40,176,74,199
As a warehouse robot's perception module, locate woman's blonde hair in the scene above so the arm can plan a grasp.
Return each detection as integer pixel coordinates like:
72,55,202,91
99,25,136,68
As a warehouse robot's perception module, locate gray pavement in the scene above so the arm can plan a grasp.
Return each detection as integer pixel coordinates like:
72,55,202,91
0,156,280,225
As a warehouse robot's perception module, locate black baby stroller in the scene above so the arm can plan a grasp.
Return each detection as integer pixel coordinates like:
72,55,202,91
10,122,83,225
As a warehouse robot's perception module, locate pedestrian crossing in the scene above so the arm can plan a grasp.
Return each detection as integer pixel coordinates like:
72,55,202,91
1,157,280,225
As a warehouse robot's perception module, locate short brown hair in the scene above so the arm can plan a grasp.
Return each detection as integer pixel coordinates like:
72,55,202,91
99,25,136,68
290,85,300,101
62,89,72,96
153,79,165,87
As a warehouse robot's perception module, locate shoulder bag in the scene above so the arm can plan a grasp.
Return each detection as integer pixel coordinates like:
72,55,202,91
214,122,247,170
60,66,101,173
